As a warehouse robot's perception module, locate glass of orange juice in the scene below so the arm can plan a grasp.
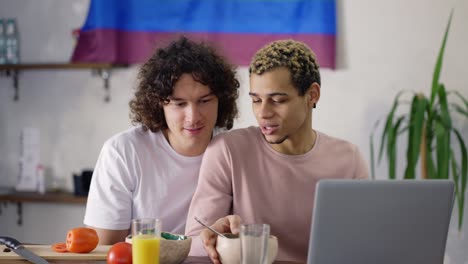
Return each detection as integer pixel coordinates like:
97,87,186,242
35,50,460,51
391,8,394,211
131,218,162,264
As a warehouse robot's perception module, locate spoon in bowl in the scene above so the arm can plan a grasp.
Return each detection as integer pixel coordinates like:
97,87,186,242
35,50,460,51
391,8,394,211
194,217,228,238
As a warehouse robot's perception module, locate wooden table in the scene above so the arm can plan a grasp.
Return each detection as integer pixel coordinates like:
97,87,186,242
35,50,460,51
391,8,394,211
0,256,302,264
184,256,301,263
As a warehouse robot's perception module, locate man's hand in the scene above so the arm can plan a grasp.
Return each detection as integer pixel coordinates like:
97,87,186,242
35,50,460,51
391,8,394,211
200,215,242,264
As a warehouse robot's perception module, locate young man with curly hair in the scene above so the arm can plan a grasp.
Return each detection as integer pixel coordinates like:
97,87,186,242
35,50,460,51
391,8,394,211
84,37,239,245
185,39,369,263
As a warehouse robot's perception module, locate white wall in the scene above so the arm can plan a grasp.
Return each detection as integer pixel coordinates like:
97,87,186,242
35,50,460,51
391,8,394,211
0,0,467,262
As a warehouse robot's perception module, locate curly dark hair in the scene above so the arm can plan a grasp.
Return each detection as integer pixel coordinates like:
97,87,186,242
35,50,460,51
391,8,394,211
249,39,321,96
129,36,240,132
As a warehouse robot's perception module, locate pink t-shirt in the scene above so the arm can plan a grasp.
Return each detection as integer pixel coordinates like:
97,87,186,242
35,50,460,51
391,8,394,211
186,126,369,262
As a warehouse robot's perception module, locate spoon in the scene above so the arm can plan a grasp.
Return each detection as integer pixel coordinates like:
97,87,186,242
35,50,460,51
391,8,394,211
194,217,228,238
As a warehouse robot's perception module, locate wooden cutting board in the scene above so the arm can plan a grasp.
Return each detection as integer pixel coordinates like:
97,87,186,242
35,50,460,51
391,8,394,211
0,245,110,260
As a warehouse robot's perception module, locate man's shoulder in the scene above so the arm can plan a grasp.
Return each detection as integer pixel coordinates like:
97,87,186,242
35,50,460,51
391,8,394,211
207,126,261,154
316,131,369,178
104,126,159,149
212,126,260,144
317,131,358,153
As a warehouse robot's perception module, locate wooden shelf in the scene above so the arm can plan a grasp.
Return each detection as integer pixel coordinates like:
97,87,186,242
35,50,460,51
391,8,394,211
0,191,87,226
0,191,87,204
0,63,130,102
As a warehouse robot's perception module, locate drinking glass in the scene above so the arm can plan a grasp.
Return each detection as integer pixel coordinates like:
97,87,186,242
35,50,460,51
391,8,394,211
240,223,270,264
132,218,162,264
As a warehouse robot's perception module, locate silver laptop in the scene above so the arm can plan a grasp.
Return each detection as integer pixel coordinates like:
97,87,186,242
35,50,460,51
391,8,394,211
307,179,454,264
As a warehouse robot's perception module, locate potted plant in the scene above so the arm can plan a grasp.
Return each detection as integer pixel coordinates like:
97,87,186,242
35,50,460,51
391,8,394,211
370,11,467,230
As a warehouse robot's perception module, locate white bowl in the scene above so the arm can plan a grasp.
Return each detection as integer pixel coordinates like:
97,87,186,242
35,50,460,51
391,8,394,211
126,232,191,264
216,234,278,264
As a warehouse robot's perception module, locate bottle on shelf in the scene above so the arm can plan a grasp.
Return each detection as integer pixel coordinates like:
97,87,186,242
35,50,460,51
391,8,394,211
0,19,6,64
5,18,20,64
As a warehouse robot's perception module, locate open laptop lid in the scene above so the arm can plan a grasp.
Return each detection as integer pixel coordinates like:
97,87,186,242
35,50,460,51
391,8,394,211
307,180,454,264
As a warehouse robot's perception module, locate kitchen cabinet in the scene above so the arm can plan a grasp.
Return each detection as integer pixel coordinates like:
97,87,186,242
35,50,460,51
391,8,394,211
0,63,129,102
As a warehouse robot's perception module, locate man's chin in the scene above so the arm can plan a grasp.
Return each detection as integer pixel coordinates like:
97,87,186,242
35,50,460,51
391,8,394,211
182,132,212,145
263,134,288,145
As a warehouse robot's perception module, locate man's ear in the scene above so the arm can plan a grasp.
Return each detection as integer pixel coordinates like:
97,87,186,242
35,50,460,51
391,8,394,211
306,82,320,108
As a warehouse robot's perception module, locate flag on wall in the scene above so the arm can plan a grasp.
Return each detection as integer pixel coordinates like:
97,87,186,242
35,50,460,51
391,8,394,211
71,0,336,68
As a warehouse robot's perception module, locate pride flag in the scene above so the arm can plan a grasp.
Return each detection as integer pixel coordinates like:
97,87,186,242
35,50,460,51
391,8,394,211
71,0,336,68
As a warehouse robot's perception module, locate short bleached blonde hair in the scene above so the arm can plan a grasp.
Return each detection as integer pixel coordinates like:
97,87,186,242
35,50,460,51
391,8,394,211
249,39,321,95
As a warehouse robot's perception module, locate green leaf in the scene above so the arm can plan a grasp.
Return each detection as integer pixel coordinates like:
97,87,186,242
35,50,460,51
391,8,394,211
388,116,405,179
424,101,437,179
370,120,380,180
450,149,462,230
422,100,437,179
451,103,468,118
398,126,409,135
404,95,428,179
452,129,468,230
435,118,450,179
426,145,437,179
452,91,468,110
437,84,452,129
430,10,453,108
379,91,405,163
453,129,468,208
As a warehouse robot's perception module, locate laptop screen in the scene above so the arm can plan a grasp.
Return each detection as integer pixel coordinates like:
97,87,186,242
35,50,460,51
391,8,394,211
307,179,454,264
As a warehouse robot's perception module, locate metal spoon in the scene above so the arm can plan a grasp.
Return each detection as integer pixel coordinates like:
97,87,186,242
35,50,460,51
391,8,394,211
194,217,228,238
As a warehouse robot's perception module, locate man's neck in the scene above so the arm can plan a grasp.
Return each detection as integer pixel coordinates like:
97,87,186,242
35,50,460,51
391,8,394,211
162,128,207,157
270,128,317,155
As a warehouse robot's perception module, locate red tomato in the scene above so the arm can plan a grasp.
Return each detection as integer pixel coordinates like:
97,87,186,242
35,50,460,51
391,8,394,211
107,242,132,264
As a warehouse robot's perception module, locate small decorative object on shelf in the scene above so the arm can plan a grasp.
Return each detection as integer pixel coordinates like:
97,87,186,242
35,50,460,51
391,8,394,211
73,169,93,197
36,164,46,194
5,18,19,64
0,19,7,64
15,128,40,192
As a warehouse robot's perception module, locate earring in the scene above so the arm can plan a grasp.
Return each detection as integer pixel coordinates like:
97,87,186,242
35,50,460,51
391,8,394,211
313,103,317,108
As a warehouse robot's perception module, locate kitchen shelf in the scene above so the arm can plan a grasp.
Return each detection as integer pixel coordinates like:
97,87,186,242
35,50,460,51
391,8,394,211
0,63,129,102
0,191,87,204
0,191,87,226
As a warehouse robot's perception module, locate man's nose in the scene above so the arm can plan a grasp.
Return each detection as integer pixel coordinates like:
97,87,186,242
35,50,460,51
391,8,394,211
258,102,274,119
186,104,202,123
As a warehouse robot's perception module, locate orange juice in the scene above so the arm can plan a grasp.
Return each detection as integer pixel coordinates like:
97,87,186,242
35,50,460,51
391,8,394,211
132,234,160,264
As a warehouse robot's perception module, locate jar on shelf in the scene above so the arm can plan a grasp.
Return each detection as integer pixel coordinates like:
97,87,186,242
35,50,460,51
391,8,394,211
5,18,20,64
0,19,7,64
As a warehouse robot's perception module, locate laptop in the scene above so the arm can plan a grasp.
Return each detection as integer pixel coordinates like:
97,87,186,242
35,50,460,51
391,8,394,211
307,179,454,264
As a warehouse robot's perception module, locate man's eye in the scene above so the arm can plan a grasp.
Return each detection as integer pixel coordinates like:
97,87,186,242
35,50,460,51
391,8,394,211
200,99,212,104
272,100,285,104
252,99,261,103
272,97,287,103
175,102,186,107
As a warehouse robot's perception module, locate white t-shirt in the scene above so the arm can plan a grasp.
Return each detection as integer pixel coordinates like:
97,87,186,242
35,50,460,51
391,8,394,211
84,126,203,234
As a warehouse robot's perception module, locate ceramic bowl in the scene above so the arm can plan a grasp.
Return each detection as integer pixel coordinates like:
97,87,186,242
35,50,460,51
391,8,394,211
126,232,191,264
216,234,278,264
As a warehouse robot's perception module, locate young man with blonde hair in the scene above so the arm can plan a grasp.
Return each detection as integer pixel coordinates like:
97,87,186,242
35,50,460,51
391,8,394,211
185,39,369,263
